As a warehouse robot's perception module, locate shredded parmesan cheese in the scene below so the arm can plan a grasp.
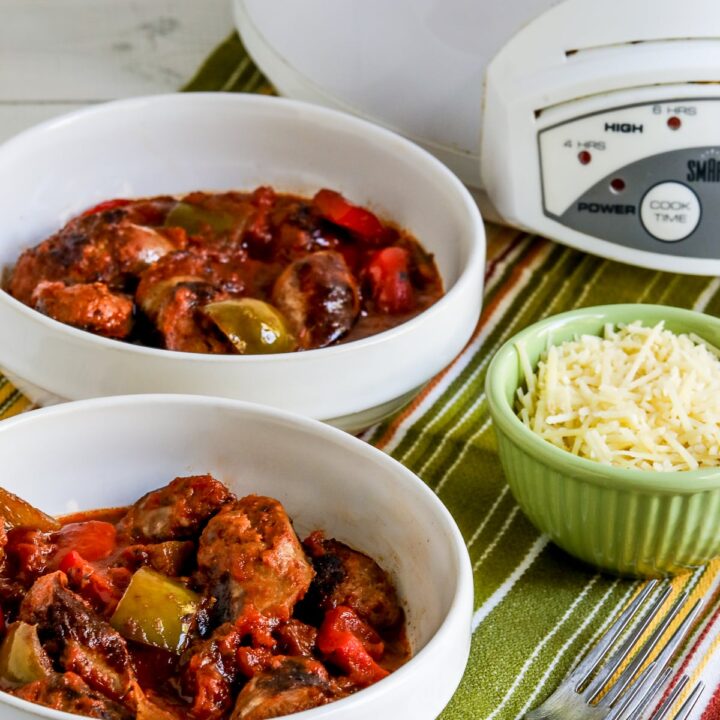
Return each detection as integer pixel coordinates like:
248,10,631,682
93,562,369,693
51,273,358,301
516,321,720,471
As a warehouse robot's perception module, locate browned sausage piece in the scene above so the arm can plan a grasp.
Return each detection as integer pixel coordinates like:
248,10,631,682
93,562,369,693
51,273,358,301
135,250,207,315
19,572,134,701
180,623,242,720
114,222,183,275
117,475,233,544
7,214,121,305
231,657,334,720
302,532,403,631
12,672,132,719
153,281,232,353
31,281,134,339
274,619,317,658
197,496,314,623
271,250,360,349
8,245,60,306
133,250,233,353
117,540,196,577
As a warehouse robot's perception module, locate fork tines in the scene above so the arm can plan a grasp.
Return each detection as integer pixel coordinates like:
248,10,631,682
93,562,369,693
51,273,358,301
525,580,704,720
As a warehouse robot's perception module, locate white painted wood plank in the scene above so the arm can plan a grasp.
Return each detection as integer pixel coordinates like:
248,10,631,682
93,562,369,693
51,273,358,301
0,0,234,142
0,0,233,101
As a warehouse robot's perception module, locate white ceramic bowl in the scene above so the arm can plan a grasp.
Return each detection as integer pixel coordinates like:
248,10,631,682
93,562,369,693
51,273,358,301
0,93,485,432
0,395,473,720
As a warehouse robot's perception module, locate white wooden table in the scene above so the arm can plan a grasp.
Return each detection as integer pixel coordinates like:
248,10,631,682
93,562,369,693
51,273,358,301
0,0,233,143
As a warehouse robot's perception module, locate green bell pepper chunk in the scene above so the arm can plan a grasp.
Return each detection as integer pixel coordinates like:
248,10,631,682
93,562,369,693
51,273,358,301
202,298,298,354
0,622,52,685
164,202,235,234
110,567,200,654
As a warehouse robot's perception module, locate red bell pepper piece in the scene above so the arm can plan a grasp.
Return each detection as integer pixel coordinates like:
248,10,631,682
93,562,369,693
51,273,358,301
58,549,85,575
54,520,117,564
317,606,389,686
81,198,132,217
366,246,415,314
313,189,384,243
234,608,278,648
60,550,123,615
54,521,120,615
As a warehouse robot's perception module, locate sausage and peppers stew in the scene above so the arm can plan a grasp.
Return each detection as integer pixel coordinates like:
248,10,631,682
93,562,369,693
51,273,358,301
0,476,409,718
6,188,443,353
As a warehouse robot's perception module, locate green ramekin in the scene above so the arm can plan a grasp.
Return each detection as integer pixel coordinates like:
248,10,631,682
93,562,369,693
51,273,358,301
486,304,720,577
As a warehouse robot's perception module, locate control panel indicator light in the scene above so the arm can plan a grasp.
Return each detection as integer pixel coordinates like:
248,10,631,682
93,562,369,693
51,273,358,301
609,178,626,194
667,116,682,131
578,150,592,165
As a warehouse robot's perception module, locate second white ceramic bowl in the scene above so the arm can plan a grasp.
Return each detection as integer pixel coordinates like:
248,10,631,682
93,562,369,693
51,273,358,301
0,93,485,431
0,395,473,720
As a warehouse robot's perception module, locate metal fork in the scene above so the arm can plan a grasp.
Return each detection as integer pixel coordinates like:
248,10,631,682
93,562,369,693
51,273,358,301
525,581,705,720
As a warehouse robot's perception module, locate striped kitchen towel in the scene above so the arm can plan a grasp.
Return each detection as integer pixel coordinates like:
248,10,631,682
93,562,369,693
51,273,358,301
3,31,720,720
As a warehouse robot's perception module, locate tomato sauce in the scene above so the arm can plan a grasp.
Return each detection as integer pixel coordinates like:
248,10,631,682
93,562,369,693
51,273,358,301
6,187,443,354
0,475,411,719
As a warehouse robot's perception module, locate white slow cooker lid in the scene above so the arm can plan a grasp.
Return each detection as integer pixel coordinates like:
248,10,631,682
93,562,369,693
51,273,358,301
234,0,557,189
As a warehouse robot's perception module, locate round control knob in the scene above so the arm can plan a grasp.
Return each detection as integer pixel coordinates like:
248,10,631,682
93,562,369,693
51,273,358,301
640,182,701,242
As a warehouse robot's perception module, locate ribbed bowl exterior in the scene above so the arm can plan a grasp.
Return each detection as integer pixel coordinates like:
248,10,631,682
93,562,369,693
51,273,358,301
495,428,720,577
486,304,720,578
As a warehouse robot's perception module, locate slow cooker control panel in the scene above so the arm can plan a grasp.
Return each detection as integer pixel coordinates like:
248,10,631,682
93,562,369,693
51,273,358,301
538,98,720,257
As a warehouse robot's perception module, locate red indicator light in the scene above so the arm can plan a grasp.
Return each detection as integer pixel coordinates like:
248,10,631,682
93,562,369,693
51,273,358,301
667,116,682,130
578,150,592,165
610,178,626,193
